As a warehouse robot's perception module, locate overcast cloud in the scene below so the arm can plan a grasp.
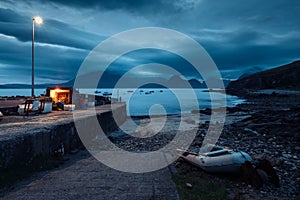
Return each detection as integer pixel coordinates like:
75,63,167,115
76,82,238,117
0,0,299,84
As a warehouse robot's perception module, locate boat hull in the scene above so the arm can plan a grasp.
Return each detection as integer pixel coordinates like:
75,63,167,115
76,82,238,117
178,148,252,173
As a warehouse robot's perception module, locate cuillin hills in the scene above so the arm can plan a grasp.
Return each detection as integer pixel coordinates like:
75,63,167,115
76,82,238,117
227,60,300,93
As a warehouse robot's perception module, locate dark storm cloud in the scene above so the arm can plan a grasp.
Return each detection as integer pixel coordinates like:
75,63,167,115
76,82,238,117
37,19,104,50
39,0,196,15
105,49,200,79
0,8,28,40
189,0,300,30
0,31,88,84
0,8,104,50
0,35,30,66
0,7,25,23
0,0,300,84
0,6,105,83
197,28,300,73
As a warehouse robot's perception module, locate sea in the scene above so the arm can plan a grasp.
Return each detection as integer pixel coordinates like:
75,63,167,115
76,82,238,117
0,88,244,116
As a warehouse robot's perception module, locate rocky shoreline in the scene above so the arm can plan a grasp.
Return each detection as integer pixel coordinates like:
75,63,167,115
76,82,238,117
107,91,300,199
1,91,299,199
197,92,299,199
207,92,299,199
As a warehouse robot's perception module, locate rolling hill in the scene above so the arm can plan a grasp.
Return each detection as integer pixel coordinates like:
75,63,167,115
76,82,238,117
227,60,300,94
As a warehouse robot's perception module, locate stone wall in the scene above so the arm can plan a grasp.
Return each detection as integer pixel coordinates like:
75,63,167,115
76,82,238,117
0,103,127,170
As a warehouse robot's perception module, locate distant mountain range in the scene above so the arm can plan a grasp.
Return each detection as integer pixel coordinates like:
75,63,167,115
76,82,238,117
227,60,300,93
0,72,231,89
238,66,262,79
3,59,299,91
0,83,63,89
58,73,212,88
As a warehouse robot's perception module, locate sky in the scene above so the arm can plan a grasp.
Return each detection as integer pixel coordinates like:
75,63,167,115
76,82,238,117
0,0,300,85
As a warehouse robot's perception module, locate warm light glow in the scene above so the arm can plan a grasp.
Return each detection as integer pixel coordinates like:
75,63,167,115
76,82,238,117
49,88,71,104
33,16,43,25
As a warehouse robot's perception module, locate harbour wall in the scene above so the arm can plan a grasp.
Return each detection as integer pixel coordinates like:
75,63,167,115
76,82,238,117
0,103,127,170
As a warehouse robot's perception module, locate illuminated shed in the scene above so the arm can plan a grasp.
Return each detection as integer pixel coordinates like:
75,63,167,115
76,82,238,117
46,87,73,104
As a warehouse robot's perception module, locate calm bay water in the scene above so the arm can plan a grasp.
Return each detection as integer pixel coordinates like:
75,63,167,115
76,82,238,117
0,88,244,116
79,88,244,116
0,89,47,97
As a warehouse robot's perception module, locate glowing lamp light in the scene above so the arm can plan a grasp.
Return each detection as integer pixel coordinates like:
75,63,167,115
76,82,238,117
33,16,43,24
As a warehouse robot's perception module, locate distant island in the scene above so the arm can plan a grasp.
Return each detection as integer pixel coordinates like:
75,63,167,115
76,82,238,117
0,74,230,89
2,60,299,90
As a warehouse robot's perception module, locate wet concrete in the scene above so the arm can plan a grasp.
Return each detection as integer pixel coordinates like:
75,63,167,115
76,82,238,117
1,150,179,200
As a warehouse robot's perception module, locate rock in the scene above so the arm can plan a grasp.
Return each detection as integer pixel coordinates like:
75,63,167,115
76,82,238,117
256,159,280,187
290,166,297,171
264,149,271,154
185,183,193,188
260,190,267,194
256,169,268,183
282,153,291,158
241,161,263,188
70,149,79,154
174,162,181,168
200,108,212,115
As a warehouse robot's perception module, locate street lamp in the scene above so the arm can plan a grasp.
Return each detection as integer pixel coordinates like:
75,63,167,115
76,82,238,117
32,16,43,97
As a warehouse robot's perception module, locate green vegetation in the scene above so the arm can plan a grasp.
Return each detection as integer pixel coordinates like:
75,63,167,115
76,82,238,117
172,162,228,200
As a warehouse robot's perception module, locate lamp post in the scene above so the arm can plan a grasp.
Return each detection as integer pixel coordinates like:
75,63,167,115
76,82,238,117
32,16,43,97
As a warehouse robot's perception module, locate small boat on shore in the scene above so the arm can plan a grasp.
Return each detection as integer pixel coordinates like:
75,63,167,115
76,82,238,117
177,144,252,173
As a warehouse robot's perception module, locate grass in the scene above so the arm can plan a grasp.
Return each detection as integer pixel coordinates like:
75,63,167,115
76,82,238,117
172,162,228,200
0,155,64,190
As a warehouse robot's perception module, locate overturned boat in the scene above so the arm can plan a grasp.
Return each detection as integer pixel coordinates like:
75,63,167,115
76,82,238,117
177,145,252,173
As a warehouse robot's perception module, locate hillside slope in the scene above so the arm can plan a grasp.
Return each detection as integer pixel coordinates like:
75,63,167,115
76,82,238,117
227,60,300,94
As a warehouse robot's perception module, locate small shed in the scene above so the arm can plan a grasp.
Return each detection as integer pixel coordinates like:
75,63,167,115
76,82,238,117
46,87,74,104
